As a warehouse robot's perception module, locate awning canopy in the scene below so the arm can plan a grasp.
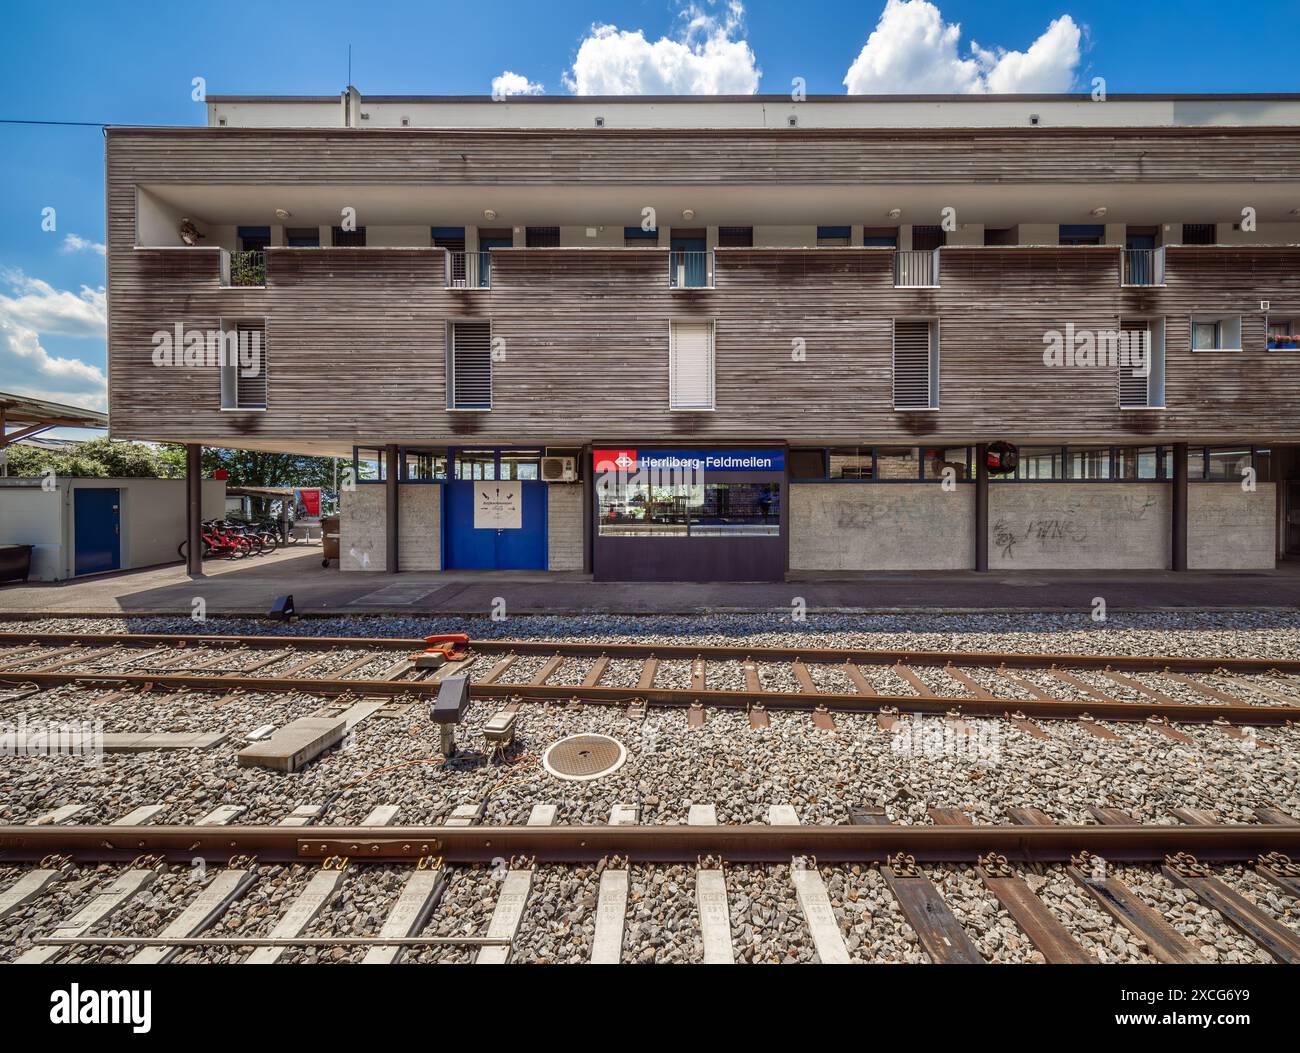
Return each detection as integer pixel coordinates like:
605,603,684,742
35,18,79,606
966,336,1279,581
0,391,108,448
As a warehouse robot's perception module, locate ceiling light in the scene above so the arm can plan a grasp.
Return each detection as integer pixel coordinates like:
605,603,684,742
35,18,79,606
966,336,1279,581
887,208,902,220
274,208,292,220
682,208,695,221
1090,206,1108,218
483,209,497,221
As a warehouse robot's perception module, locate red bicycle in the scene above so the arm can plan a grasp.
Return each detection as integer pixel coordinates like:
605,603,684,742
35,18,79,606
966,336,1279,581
178,520,251,561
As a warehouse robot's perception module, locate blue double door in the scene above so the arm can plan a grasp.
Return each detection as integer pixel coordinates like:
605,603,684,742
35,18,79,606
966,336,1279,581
444,480,548,570
74,488,121,575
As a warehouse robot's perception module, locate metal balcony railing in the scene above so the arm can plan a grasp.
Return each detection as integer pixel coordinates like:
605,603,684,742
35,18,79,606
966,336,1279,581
893,248,940,288
1121,247,1165,287
223,249,266,287
445,250,491,289
668,250,714,289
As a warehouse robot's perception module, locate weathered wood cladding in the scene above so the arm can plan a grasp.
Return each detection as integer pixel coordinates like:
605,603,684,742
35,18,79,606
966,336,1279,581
106,125,1300,186
107,243,1300,447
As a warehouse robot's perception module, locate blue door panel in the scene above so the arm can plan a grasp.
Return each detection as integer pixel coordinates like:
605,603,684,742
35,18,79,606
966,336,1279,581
444,480,547,570
74,488,121,575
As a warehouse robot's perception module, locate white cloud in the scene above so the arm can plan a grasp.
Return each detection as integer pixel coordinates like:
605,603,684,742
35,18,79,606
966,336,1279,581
0,270,107,410
843,1,1081,95
565,1,760,95
492,71,544,98
60,233,106,256
0,270,107,339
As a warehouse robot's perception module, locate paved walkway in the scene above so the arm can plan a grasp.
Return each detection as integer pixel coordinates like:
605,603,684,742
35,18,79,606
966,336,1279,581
1,545,1298,615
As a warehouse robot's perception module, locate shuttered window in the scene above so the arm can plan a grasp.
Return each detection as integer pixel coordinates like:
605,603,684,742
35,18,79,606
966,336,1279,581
1119,318,1151,408
525,227,561,247
220,320,267,410
447,321,493,410
669,321,714,411
892,319,937,410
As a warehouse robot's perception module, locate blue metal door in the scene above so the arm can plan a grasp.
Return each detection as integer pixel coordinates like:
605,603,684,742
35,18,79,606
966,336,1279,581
670,235,707,287
444,481,548,570
74,488,120,575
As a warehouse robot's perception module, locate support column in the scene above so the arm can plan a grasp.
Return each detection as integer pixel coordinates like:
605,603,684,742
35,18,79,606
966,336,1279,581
385,444,399,573
974,443,989,572
1172,442,1188,571
186,444,203,578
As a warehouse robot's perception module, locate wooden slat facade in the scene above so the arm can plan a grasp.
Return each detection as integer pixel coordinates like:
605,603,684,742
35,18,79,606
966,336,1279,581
105,127,1300,449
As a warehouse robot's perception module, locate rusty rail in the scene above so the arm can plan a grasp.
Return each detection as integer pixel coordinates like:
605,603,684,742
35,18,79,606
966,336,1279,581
2,823,1297,865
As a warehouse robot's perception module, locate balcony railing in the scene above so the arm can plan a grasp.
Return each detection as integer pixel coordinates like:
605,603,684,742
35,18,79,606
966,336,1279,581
894,249,940,288
445,250,491,289
1121,247,1165,287
222,249,266,287
668,250,714,289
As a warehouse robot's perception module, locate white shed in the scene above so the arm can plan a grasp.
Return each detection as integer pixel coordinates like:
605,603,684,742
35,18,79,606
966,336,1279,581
0,477,226,581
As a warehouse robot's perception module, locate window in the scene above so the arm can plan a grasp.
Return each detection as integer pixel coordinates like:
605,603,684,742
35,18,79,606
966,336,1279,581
993,447,1065,481
816,226,851,247
892,319,939,410
829,447,873,479
911,225,946,251
402,450,446,481
332,226,367,247
1182,223,1216,245
1207,447,1252,482
525,227,560,248
1186,447,1207,481
788,448,828,479
354,447,384,482
1267,317,1298,351
597,479,778,537
669,320,714,411
219,320,266,410
1191,315,1241,351
1069,448,1112,480
431,227,466,251
984,226,1017,246
862,227,898,248
500,449,542,480
1115,447,1160,480
717,227,753,248
923,448,970,480
1059,224,1105,246
876,447,920,479
285,227,320,247
624,226,658,245
237,226,270,251
446,321,493,410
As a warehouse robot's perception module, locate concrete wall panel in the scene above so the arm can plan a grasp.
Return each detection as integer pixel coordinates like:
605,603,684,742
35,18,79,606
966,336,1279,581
548,484,584,570
1188,483,1275,570
790,484,974,570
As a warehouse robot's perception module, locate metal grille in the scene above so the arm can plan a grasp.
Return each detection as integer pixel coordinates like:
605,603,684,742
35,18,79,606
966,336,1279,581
542,734,626,781
448,321,492,410
892,319,935,409
1119,319,1151,408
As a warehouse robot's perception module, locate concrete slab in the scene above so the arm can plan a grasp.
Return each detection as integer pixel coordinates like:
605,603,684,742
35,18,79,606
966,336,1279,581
1,546,1298,616
236,717,345,773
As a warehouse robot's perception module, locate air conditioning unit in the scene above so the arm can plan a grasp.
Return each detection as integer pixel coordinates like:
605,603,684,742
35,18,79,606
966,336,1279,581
540,456,577,483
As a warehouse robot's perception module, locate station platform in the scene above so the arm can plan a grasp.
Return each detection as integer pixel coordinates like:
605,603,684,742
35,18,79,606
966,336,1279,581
1,543,1298,616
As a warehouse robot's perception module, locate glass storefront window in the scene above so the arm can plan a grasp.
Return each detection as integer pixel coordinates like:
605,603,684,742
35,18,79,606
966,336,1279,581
454,450,496,480
597,479,779,537
1069,448,1111,480
403,450,446,481
1115,446,1159,480
829,447,872,479
355,447,384,482
1006,447,1064,480
1255,448,1272,482
875,447,920,480
1207,447,1251,482
500,450,542,480
923,447,970,481
1187,447,1206,480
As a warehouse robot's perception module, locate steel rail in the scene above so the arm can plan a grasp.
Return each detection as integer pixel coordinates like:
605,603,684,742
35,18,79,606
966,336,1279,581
1,630,1297,675
3,823,1298,864
0,667,1294,724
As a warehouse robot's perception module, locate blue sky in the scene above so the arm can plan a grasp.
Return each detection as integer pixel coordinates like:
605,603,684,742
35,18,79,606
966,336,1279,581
2,0,1297,435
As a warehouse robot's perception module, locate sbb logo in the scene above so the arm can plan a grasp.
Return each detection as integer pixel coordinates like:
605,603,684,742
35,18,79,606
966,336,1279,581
594,449,637,472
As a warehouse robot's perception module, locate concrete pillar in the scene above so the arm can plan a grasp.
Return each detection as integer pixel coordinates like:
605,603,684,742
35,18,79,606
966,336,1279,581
186,444,203,577
1172,442,1188,571
581,444,594,574
974,443,989,572
385,444,399,573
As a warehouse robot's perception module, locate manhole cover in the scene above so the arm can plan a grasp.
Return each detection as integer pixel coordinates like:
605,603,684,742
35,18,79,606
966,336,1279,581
542,734,627,781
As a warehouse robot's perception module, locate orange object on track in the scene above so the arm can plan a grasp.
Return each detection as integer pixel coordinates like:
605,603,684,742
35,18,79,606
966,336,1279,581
412,633,470,662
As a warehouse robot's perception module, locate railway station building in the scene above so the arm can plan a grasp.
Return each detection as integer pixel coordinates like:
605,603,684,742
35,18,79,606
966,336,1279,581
105,91,1300,580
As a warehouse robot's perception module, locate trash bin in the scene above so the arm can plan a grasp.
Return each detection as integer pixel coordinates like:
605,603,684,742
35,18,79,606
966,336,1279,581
321,516,340,568
0,544,33,584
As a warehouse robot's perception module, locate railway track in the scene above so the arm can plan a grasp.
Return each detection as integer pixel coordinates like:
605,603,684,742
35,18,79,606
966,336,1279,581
3,802,1299,964
2,630,1299,726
